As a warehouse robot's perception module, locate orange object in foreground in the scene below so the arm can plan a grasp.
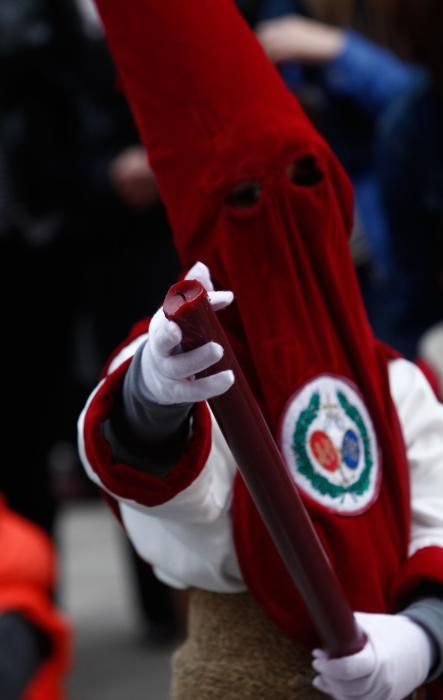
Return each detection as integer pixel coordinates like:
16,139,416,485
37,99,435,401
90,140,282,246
0,497,71,699
164,279,366,658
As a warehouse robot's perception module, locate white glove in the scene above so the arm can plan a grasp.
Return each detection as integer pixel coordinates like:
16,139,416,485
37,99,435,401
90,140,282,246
312,612,433,700
140,262,235,405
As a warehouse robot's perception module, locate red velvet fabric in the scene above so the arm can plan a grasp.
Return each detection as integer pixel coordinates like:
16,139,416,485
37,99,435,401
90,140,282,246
92,0,441,647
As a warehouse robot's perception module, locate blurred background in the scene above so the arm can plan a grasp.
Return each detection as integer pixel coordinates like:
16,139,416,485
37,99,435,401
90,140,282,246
1,0,442,697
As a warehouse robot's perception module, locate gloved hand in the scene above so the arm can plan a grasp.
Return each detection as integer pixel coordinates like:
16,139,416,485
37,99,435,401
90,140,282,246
140,261,235,405
312,612,434,700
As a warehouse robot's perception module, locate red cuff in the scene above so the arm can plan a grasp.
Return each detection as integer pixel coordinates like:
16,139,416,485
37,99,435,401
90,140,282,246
83,360,213,506
390,546,443,609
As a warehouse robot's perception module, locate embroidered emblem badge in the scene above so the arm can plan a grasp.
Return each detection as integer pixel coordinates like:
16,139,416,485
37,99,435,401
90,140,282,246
280,375,380,515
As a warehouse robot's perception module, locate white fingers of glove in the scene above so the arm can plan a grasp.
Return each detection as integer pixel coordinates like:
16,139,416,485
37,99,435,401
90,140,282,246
185,260,215,290
140,307,234,405
312,612,433,700
185,260,234,311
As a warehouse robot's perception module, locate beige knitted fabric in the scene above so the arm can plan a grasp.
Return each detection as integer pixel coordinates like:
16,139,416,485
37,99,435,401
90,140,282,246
170,589,425,700
170,588,326,700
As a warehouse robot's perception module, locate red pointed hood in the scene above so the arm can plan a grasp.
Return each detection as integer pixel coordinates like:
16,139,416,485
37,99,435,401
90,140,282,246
93,0,343,260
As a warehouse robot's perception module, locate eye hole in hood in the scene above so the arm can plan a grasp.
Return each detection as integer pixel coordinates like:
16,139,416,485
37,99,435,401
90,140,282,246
287,155,323,187
226,180,262,210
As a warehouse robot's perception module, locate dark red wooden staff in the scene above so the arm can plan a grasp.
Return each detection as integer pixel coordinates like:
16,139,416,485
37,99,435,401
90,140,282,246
163,278,366,658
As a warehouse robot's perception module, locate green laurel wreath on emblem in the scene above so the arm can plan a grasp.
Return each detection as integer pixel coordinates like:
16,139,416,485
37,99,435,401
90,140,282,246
292,390,373,499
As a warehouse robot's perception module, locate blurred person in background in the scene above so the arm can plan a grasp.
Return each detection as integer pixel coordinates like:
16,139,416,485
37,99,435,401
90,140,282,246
0,495,70,699
253,1,425,328
0,0,83,536
369,0,443,384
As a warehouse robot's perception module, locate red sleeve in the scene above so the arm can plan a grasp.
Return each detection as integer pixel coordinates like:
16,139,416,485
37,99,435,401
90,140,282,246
82,359,213,507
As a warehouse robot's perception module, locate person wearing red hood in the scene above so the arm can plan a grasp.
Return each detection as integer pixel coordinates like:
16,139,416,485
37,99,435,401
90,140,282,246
77,0,443,698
